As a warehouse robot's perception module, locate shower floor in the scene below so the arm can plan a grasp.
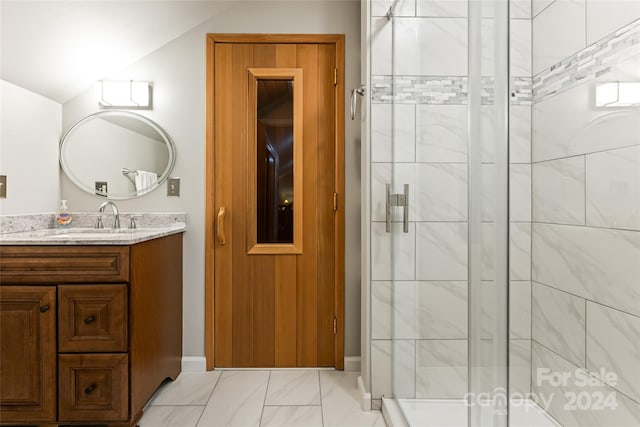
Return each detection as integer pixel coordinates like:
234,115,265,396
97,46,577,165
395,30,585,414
384,398,560,427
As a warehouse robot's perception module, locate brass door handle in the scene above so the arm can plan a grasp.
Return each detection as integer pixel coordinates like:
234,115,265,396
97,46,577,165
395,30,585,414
217,207,226,245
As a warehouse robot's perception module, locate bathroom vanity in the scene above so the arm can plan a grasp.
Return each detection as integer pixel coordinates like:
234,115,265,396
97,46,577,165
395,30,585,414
0,229,184,427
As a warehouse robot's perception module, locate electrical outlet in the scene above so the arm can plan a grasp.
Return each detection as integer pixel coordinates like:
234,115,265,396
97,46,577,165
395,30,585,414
95,181,108,197
0,175,6,198
167,177,180,197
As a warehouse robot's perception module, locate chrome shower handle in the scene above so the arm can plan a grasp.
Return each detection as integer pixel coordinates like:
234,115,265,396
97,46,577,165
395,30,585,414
350,85,366,120
386,183,409,233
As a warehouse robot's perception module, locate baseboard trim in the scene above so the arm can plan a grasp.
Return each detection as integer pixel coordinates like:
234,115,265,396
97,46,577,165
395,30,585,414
181,356,206,372
357,375,372,411
344,356,361,372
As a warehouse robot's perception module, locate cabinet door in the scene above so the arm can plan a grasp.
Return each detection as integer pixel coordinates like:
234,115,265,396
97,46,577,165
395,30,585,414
0,286,56,422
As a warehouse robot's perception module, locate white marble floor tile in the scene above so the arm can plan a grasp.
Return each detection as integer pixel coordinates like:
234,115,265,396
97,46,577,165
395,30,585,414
265,371,320,406
260,405,323,427
150,371,221,406
138,405,205,427
197,371,269,427
320,371,386,427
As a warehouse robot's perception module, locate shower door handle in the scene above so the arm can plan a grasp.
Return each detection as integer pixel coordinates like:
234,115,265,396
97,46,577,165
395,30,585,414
350,85,366,120
386,184,409,233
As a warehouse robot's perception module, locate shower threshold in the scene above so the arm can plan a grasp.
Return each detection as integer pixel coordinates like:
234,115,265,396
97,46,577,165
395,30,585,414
382,398,561,427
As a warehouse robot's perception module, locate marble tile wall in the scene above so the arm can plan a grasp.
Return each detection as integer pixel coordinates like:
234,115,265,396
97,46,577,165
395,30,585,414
368,0,533,401
531,2,640,424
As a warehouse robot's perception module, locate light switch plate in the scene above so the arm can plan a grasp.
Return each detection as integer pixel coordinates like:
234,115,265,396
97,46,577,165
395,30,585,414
0,175,6,198
167,177,180,197
95,181,108,197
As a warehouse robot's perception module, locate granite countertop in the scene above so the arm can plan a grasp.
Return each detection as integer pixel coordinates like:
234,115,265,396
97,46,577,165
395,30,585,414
0,224,186,245
0,212,187,245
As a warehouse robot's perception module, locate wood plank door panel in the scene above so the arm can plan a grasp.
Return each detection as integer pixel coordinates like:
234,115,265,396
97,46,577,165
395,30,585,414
207,35,344,368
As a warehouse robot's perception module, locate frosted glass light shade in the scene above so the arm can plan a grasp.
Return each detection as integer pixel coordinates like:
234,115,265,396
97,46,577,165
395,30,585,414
595,82,640,107
96,81,152,109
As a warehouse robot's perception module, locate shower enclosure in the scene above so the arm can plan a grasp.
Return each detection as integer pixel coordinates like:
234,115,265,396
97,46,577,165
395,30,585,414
363,0,640,426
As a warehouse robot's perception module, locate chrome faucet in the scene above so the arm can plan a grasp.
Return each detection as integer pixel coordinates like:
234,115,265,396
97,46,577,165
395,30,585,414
96,201,120,229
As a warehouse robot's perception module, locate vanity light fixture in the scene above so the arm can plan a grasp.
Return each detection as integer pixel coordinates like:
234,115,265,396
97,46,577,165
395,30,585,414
96,80,153,109
595,82,640,107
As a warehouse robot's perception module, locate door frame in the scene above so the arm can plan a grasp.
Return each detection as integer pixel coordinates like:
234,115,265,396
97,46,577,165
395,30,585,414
204,33,345,370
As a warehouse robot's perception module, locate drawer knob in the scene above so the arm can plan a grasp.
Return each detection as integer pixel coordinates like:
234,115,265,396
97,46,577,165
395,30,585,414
84,384,97,395
39,305,50,313
84,315,95,324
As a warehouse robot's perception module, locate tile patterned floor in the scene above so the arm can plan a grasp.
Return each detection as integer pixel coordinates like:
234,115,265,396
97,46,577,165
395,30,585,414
139,370,386,427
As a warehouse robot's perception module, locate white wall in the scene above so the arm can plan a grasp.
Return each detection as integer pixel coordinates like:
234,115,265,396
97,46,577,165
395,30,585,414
0,80,61,215
62,1,362,360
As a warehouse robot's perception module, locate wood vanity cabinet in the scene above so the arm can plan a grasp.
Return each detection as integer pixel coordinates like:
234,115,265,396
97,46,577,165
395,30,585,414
0,233,183,427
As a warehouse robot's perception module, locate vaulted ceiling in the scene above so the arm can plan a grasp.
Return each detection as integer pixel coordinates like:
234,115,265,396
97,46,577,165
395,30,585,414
0,1,224,104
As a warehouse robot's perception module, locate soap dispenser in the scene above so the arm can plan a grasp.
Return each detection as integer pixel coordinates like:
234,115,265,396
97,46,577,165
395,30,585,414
56,199,73,228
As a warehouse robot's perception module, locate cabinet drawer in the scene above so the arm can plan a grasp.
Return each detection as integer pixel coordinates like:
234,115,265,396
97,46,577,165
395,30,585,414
58,353,128,422
58,284,128,353
0,246,129,283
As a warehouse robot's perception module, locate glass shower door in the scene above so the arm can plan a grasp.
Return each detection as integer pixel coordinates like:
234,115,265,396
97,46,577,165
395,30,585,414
384,0,511,425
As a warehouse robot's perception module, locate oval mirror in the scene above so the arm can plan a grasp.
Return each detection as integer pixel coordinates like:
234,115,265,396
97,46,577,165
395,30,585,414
60,110,176,199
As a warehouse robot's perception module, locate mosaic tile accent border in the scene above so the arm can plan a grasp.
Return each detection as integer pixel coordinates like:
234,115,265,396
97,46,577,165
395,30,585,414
533,18,640,104
371,75,532,105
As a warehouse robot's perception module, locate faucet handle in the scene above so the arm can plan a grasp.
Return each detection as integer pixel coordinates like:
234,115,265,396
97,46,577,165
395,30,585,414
128,215,142,230
95,216,104,229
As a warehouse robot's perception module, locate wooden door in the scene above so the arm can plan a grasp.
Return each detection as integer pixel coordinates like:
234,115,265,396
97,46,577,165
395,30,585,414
205,34,345,368
0,286,56,422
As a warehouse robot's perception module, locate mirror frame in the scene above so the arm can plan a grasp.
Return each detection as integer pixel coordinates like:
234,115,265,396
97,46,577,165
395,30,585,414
59,110,176,200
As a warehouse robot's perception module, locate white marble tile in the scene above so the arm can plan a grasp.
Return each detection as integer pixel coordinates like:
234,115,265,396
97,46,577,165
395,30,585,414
395,18,467,76
264,371,320,406
393,340,417,398
587,302,640,402
197,371,269,427
532,0,555,17
372,281,392,340
510,105,532,164
371,17,392,76
416,340,467,398
371,222,416,281
416,0,467,17
394,281,419,339
586,0,640,44
511,0,532,19
532,341,640,427
416,222,467,280
417,281,467,339
416,105,467,163
481,164,497,223
510,222,532,281
532,282,586,367
532,156,586,225
532,222,640,317
511,164,532,222
260,406,322,427
371,163,392,223
372,0,416,17
320,371,386,427
532,82,640,163
481,18,496,76
510,339,532,395
416,164,468,221
586,146,640,231
150,371,220,406
510,281,532,339
532,0,586,74
480,105,498,164
371,340,392,399
139,406,204,427
371,104,416,163
511,18,532,78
